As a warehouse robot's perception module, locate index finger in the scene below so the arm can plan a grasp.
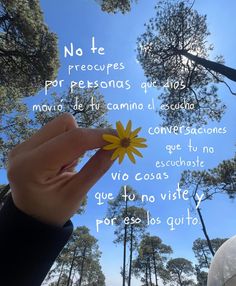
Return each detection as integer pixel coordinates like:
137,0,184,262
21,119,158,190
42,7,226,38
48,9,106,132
32,127,116,172
10,113,77,157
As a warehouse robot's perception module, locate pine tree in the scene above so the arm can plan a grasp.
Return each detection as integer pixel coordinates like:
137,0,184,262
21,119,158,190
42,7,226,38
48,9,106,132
137,0,236,126
107,185,147,286
46,227,105,286
133,234,172,286
0,0,59,98
96,0,138,14
166,258,195,286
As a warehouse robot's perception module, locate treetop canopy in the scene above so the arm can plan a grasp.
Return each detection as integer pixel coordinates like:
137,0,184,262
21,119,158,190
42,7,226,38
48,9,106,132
0,0,59,98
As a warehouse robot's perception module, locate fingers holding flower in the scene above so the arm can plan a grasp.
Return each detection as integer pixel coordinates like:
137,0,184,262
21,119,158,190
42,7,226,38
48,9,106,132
102,120,147,164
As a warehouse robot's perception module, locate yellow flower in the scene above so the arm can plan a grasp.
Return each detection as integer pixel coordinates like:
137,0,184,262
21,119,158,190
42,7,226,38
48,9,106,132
103,120,147,164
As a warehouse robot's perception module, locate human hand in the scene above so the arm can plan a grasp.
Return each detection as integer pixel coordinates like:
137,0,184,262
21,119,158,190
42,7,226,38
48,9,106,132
7,114,114,226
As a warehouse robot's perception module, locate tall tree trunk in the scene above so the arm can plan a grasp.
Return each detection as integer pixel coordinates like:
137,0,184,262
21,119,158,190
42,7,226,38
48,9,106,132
70,267,77,286
123,224,128,286
145,263,148,286
177,272,183,286
152,250,158,286
193,196,215,256
202,249,211,268
128,225,134,286
66,247,77,286
179,49,236,82
123,192,128,286
56,261,65,286
148,258,152,286
78,247,87,286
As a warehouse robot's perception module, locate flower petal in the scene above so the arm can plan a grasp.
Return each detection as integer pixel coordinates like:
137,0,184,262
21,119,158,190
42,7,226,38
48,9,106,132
103,134,120,144
130,127,142,139
132,142,148,148
111,148,121,161
127,150,136,164
131,137,147,143
116,121,126,139
103,143,119,150
118,148,126,164
125,120,132,137
128,146,143,158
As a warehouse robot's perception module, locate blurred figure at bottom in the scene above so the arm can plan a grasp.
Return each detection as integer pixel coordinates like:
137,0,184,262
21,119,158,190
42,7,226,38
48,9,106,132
207,235,236,286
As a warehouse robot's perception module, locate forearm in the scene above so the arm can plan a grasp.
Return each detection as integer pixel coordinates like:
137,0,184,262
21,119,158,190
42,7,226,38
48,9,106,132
0,195,73,286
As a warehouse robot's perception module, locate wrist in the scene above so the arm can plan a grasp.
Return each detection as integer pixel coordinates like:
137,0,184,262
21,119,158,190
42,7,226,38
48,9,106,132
11,192,66,227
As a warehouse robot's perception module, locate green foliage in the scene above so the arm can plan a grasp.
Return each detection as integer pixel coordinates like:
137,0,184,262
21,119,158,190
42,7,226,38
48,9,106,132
139,235,172,261
46,226,105,286
166,258,195,285
180,155,236,200
98,0,138,14
0,0,59,98
195,266,208,286
133,234,172,285
137,0,216,81
137,1,211,84
137,0,227,127
193,238,228,269
180,160,235,257
81,259,105,286
208,156,236,198
49,274,72,286
0,104,35,167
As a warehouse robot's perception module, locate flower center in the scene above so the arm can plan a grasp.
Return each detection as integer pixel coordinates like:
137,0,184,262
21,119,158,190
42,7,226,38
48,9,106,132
121,137,131,148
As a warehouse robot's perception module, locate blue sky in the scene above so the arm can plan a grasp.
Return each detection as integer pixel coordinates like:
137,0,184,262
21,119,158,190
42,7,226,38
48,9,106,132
2,0,236,285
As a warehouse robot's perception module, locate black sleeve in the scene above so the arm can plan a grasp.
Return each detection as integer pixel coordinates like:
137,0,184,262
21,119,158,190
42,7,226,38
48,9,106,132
0,195,73,286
